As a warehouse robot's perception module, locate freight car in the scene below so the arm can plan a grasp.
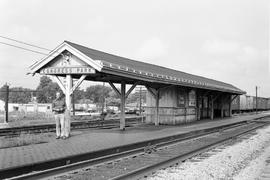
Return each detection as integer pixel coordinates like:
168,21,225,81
232,95,270,114
231,95,240,114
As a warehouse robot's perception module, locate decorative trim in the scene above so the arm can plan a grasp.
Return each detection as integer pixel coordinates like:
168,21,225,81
30,42,103,74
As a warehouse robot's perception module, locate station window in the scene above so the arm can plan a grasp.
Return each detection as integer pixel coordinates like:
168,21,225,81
188,90,196,107
177,89,186,107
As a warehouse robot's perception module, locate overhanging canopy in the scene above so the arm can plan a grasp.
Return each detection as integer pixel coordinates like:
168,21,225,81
29,41,245,95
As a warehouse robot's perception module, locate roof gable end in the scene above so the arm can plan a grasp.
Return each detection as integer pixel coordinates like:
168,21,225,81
29,42,103,74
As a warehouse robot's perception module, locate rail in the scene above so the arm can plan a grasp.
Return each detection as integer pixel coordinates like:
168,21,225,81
3,116,269,179
0,116,144,137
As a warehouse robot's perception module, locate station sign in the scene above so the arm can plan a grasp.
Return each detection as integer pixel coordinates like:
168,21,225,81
40,66,96,75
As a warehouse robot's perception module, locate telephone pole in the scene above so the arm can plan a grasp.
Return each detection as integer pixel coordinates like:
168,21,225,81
4,84,9,123
101,82,105,114
256,86,258,114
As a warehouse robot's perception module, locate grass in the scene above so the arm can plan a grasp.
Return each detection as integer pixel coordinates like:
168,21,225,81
0,111,55,126
0,111,54,121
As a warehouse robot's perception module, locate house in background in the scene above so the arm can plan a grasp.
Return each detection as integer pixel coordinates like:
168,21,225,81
0,100,4,112
0,100,52,113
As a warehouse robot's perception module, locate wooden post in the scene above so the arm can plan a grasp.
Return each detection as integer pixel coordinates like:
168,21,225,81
185,91,187,123
201,96,204,119
109,81,138,130
197,93,200,121
139,87,144,123
4,84,9,123
155,90,160,126
139,87,142,116
207,96,210,118
65,75,72,136
210,95,214,120
101,82,105,116
256,86,258,114
229,95,232,117
120,81,126,130
72,93,75,116
221,96,224,118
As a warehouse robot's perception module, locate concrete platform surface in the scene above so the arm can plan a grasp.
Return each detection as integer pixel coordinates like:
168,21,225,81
0,112,269,172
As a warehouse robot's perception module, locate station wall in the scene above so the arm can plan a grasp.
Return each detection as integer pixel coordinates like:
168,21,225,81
146,86,197,125
146,86,232,125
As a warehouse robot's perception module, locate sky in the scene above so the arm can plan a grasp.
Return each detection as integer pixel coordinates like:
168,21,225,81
0,0,269,97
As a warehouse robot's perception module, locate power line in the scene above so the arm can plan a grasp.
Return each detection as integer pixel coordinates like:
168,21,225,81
0,41,49,55
0,35,64,68
0,35,51,51
0,90,44,92
0,35,62,56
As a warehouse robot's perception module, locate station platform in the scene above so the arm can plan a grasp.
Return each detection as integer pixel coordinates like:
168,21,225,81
0,112,270,176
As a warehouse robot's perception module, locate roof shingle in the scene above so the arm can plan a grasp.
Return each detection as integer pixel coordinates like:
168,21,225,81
65,41,245,94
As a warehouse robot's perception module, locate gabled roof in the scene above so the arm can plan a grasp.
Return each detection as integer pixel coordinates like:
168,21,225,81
29,41,245,95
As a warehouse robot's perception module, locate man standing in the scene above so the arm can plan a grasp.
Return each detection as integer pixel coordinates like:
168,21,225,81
52,91,67,139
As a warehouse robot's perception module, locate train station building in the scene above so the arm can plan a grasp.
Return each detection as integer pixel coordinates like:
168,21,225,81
29,41,245,129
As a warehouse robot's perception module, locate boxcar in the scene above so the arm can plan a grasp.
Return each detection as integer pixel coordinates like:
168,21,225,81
231,95,240,113
252,97,269,110
240,95,247,111
233,95,270,113
240,95,253,111
247,96,254,110
262,98,268,110
254,97,266,110
267,98,270,110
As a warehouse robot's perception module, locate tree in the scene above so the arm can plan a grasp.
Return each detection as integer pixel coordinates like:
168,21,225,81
85,85,112,103
0,85,33,103
36,76,62,103
73,88,85,103
9,87,32,103
0,85,6,102
106,90,121,107
126,90,146,104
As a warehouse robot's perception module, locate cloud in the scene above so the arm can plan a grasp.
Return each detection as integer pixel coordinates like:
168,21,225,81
136,37,168,60
201,39,240,55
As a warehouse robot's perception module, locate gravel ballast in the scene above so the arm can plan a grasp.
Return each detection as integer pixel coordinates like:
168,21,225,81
147,125,270,180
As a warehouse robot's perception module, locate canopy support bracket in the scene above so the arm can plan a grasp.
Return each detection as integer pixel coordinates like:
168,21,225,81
52,75,66,94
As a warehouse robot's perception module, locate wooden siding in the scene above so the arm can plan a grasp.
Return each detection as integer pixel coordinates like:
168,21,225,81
146,86,197,125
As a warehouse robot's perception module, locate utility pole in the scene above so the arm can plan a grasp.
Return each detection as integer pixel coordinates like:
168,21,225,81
101,82,105,120
4,84,9,123
256,86,258,114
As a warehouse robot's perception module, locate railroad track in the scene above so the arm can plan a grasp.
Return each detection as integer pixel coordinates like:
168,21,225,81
4,117,270,180
112,122,268,180
0,116,144,137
